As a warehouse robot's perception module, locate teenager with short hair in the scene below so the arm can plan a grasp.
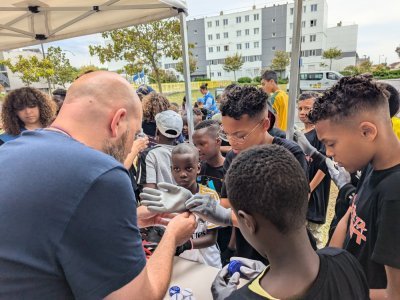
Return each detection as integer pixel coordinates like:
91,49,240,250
261,70,288,131
212,144,369,300
308,76,400,299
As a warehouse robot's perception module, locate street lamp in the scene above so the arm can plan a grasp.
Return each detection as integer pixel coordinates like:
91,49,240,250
378,54,385,64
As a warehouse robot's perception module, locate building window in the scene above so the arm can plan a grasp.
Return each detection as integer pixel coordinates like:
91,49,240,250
195,42,198,46
223,19,228,25
245,42,250,49
237,43,242,50
254,13,259,21
217,46,221,52
254,28,260,34
211,72,214,77
290,23,293,29
245,15,250,22
224,32,229,38
194,30,198,34
215,20,220,26
290,7,294,15
245,29,250,35
302,21,306,28
311,4,317,11
272,18,276,22
208,34,213,41
224,45,229,51
218,72,222,77
310,34,316,42
301,36,305,43
272,32,276,37
236,16,241,23
254,41,259,48
237,30,241,37
272,46,276,50
208,47,213,53
216,33,220,39
289,37,292,44
303,6,306,13
207,21,212,28
310,19,317,27
310,49,317,56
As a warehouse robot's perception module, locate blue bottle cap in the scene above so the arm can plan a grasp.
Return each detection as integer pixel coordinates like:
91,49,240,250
228,260,242,276
169,285,181,296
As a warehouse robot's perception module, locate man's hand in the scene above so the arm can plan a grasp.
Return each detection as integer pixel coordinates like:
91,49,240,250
325,158,351,189
164,212,197,246
211,264,241,300
185,194,232,226
139,182,192,213
136,206,177,228
293,130,317,156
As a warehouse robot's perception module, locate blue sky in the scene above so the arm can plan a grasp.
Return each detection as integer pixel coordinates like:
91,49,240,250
41,0,400,68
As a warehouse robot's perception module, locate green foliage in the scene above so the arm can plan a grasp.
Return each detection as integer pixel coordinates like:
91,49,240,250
342,65,360,76
223,53,244,81
0,55,53,86
176,55,197,75
271,51,290,72
322,47,342,70
148,69,178,83
253,76,261,83
46,46,77,88
278,78,288,84
193,78,210,82
358,60,372,74
89,19,182,92
76,65,105,78
237,77,252,83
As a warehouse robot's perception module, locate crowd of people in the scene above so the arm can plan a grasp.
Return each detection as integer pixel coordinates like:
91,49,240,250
0,69,399,299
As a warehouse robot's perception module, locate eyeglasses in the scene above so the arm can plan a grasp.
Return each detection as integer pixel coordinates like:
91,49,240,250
219,120,264,144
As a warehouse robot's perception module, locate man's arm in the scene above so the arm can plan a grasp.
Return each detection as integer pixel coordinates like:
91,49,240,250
309,170,326,193
192,229,218,249
106,213,196,300
329,207,351,248
370,266,400,300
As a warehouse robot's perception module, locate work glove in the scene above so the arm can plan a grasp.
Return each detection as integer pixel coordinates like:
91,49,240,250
185,194,232,227
211,264,241,300
293,129,317,156
229,257,267,280
325,158,351,189
140,182,192,213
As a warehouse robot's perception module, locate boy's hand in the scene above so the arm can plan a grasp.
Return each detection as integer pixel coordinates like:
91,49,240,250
293,130,317,156
325,158,351,189
230,257,266,280
211,264,241,300
164,212,197,247
139,182,192,213
185,194,232,226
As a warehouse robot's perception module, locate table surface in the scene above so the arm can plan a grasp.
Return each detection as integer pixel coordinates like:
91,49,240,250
164,257,247,300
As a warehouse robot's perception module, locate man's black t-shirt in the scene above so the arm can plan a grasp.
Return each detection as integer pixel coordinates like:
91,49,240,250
197,162,224,195
227,248,369,300
221,137,309,263
344,163,400,289
305,129,331,224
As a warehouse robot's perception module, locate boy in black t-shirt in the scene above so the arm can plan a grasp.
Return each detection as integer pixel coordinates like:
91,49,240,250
308,76,400,299
211,145,369,300
298,92,331,248
193,119,235,264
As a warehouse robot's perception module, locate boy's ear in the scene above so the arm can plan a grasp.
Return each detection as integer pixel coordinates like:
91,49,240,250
237,210,257,234
216,136,222,146
197,162,201,174
262,116,270,132
359,121,378,141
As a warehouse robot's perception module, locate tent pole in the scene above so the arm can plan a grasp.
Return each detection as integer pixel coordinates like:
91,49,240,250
40,43,52,94
178,10,194,144
287,0,303,140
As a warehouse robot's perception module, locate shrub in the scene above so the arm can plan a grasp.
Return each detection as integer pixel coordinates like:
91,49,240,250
237,77,252,83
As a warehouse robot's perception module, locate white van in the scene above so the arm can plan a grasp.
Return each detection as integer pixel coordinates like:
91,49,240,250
287,71,343,93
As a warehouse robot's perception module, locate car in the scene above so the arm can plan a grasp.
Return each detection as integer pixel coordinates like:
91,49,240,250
287,71,343,93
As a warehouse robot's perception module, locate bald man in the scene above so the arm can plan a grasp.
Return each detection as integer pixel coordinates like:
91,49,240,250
0,71,196,299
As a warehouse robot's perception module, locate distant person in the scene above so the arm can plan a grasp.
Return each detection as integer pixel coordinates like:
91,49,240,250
200,83,219,117
52,88,67,114
0,87,55,146
211,145,369,300
261,70,288,131
136,84,154,101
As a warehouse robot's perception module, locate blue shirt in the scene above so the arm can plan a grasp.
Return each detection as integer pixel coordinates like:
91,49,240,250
0,130,146,299
202,92,219,116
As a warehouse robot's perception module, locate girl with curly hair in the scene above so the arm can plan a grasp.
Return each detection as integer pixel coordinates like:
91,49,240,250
0,87,56,145
141,92,170,137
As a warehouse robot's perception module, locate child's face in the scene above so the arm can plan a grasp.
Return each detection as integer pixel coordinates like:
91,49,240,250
192,129,220,162
297,98,315,124
315,117,376,173
171,153,200,191
182,119,189,137
16,105,40,126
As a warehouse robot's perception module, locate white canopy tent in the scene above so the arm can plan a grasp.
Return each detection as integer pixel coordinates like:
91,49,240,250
0,0,195,140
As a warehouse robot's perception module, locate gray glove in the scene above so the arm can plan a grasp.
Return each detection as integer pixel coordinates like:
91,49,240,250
325,158,351,189
139,182,192,213
211,264,241,300
230,256,267,280
185,194,232,226
293,130,317,156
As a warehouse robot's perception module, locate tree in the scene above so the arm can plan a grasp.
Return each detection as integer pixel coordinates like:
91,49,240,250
358,60,372,74
176,55,197,75
76,65,104,78
322,47,342,70
89,19,182,92
46,46,77,88
343,65,360,76
0,55,53,86
223,53,244,81
271,50,290,78
149,69,178,83
396,46,400,58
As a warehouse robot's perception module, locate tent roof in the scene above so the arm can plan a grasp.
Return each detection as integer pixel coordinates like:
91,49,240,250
0,0,187,51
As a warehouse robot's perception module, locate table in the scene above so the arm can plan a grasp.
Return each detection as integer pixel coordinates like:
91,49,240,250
164,257,247,299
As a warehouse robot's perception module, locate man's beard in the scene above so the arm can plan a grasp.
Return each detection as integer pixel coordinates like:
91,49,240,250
102,130,130,164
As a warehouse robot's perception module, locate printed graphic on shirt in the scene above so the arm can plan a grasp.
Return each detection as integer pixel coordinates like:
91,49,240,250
349,195,368,245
